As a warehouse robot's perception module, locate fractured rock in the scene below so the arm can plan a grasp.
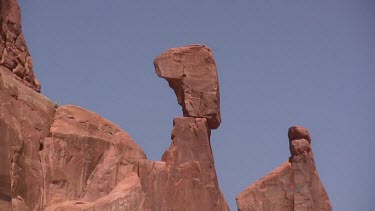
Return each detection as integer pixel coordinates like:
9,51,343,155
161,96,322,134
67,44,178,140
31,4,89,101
236,126,332,211
0,0,40,92
41,105,146,208
44,173,145,211
0,69,55,211
154,44,221,129
138,117,229,211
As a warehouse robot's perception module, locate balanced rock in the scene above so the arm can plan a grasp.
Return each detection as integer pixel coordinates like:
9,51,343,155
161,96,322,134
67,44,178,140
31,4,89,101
236,126,332,211
0,0,40,92
154,44,221,129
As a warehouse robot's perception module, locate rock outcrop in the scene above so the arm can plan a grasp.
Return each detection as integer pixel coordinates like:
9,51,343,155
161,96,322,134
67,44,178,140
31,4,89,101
0,4,229,208
0,66,147,210
1,1,332,210
236,126,332,211
0,68,54,211
138,117,229,210
0,0,40,92
154,45,221,129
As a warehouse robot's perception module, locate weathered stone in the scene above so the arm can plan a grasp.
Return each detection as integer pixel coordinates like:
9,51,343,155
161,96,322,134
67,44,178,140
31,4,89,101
288,126,311,144
138,117,229,211
0,69,55,211
0,0,40,92
236,126,332,211
162,117,228,210
40,105,146,207
154,45,221,129
44,173,145,211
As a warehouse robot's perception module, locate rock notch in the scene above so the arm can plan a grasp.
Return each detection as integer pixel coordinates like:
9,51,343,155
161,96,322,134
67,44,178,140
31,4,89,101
236,126,332,211
154,44,221,129
0,0,40,92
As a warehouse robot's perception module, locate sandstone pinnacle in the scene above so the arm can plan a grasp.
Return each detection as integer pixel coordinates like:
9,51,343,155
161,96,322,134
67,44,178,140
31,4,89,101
236,126,332,211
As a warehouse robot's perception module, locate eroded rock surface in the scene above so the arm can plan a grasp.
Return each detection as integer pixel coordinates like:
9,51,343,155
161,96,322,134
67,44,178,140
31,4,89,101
139,117,229,211
41,105,146,208
0,0,40,92
1,1,332,210
154,45,221,129
0,69,55,211
236,126,332,211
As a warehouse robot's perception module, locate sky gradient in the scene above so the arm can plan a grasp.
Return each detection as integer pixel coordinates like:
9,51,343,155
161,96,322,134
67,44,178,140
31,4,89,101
19,0,374,210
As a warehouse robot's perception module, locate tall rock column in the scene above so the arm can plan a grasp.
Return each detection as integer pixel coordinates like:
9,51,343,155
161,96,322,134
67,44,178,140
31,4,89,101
149,44,228,210
236,126,332,211
0,0,41,92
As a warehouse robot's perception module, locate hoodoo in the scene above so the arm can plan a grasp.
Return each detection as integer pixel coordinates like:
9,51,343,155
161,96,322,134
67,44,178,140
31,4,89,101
236,126,332,211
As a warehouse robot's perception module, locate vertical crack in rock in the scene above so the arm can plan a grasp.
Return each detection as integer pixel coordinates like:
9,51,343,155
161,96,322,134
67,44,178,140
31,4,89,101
236,126,332,211
0,69,55,211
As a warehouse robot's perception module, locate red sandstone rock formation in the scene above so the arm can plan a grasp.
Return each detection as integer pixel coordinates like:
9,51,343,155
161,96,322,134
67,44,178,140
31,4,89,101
154,45,221,129
1,1,332,210
236,126,332,211
0,2,229,207
138,117,229,210
0,0,40,92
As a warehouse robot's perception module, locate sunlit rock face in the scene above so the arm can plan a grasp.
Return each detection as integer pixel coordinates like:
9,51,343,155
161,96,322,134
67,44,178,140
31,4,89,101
154,44,221,129
0,1,332,210
0,11,229,209
0,0,40,92
236,126,332,211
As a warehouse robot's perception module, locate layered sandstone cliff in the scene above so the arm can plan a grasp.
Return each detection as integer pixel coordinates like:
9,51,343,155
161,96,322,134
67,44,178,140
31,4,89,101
236,126,332,211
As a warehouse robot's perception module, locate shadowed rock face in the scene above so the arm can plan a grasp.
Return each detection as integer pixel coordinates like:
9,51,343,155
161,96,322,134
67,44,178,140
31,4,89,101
236,126,332,211
0,0,40,92
154,45,221,129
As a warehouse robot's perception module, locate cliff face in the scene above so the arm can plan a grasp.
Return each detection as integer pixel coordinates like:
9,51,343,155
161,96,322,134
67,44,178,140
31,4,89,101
236,126,332,211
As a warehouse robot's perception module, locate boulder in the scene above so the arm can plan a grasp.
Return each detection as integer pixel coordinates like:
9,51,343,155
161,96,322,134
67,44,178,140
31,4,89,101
154,45,221,129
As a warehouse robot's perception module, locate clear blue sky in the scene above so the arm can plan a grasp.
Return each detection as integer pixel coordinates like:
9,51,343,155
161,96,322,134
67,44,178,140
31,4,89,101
19,1,374,210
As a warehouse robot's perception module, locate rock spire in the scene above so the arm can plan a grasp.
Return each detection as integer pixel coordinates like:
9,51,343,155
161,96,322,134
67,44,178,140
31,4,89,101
236,126,332,211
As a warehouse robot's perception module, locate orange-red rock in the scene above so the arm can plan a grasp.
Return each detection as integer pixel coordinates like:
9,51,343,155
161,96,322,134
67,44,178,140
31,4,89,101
236,126,332,211
0,1,332,210
0,0,40,92
154,45,221,129
41,105,146,208
139,117,229,211
0,69,55,211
